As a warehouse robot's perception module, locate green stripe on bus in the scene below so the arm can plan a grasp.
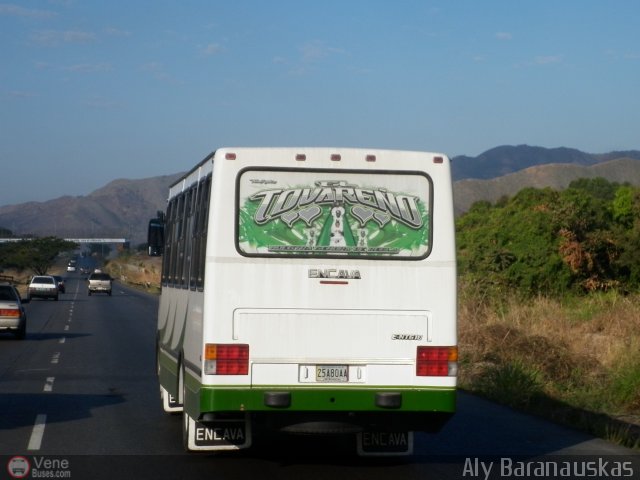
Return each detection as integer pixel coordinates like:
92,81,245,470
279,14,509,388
197,387,456,413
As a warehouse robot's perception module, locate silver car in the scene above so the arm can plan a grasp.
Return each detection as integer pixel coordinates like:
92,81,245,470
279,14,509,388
0,282,29,339
88,271,112,296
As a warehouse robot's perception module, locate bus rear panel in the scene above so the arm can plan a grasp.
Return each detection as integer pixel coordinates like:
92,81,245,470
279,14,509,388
155,148,457,455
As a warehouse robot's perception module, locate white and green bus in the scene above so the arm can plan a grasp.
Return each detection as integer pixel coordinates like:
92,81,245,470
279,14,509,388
149,148,457,455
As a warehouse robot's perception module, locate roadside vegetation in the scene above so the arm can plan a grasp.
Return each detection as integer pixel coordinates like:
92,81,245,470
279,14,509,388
0,237,78,276
0,237,79,294
457,178,640,449
102,250,162,294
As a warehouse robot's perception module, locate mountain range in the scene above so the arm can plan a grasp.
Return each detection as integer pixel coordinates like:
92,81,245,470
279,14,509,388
451,145,640,180
1,145,639,245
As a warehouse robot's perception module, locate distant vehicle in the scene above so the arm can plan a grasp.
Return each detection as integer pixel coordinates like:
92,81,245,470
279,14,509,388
67,260,77,272
53,275,66,293
88,272,112,296
0,281,29,339
148,216,165,256
28,275,59,301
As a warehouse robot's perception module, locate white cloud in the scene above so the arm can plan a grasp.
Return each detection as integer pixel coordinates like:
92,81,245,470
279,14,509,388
7,90,38,98
495,32,512,41
84,96,121,110
299,40,345,63
104,27,131,37
30,30,96,46
604,49,640,61
140,62,164,76
283,40,346,75
64,63,113,73
140,61,180,84
202,43,223,56
0,3,57,18
534,55,563,65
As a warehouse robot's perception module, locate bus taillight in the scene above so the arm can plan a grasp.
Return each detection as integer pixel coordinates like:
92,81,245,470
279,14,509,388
416,346,457,377
204,344,249,375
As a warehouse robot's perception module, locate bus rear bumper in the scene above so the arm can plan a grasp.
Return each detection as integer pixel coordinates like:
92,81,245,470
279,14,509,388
196,387,455,433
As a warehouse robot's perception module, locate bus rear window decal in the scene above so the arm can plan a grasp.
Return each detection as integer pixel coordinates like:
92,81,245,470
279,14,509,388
237,170,432,259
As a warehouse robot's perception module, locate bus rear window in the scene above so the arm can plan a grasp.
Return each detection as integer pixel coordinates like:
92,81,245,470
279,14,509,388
236,168,433,260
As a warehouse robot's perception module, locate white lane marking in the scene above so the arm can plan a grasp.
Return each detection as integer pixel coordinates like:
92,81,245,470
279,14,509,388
59,337,66,344
51,352,61,364
27,414,47,450
43,377,55,392
64,325,69,331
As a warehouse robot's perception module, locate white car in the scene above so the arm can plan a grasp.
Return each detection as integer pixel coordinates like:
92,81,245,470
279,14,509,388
0,282,29,339
88,271,112,296
28,275,59,301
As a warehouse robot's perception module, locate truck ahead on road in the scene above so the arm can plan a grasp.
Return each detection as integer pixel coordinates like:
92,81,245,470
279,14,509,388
87,271,112,296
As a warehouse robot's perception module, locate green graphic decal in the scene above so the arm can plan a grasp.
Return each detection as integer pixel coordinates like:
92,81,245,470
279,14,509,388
238,173,431,257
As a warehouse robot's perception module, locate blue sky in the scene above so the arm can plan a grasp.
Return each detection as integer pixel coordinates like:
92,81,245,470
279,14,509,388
1,1,639,205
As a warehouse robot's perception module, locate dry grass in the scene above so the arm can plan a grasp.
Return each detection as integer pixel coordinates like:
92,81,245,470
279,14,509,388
458,279,640,448
105,254,162,293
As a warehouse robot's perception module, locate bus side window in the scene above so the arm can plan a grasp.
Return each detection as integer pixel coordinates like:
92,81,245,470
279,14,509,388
182,186,197,289
161,200,175,286
196,176,211,290
189,178,205,290
170,194,185,286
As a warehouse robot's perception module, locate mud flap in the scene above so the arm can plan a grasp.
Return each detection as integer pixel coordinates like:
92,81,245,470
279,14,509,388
356,431,413,456
185,414,252,451
160,386,182,413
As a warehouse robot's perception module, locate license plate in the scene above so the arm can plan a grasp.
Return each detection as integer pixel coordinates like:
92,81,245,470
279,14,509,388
316,365,348,382
357,431,414,456
193,419,249,448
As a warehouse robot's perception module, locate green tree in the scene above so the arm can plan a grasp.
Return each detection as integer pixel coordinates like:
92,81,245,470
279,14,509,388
0,237,78,274
457,179,639,297
457,188,572,297
612,186,635,228
568,177,619,201
612,186,640,289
